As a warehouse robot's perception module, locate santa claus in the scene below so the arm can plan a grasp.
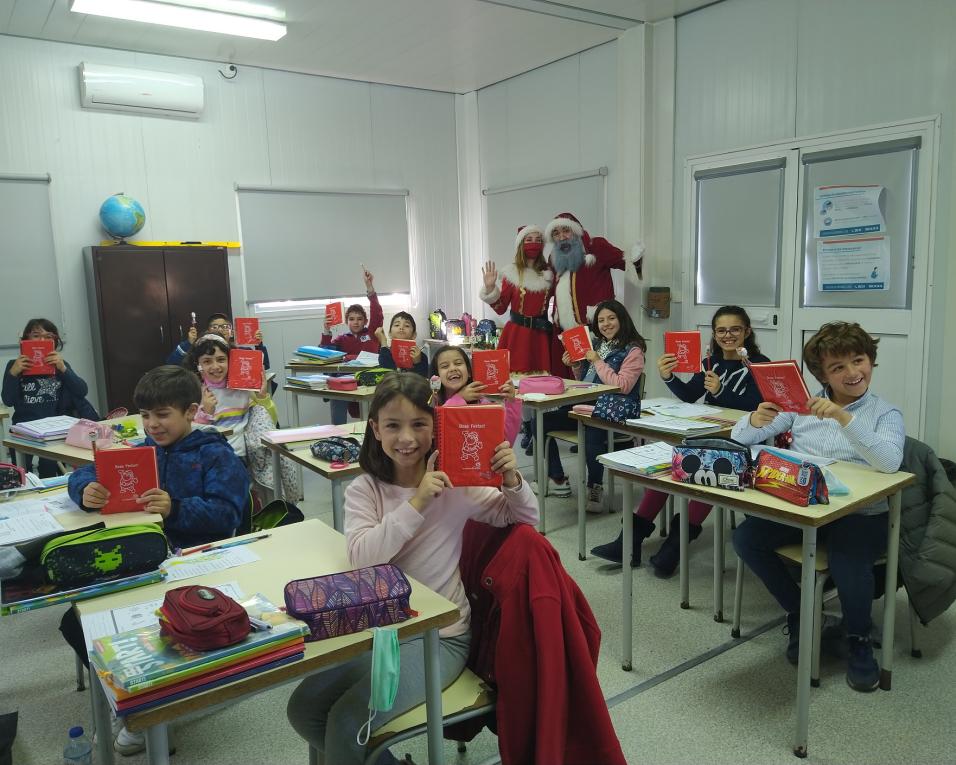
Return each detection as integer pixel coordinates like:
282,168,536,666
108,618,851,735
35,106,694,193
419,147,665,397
545,211,641,375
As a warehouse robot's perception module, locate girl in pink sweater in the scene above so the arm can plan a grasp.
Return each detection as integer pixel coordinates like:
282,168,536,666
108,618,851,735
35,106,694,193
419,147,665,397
286,373,538,765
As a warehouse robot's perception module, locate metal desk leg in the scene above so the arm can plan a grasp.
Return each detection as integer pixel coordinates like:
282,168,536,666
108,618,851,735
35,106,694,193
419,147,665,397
605,429,615,512
360,399,370,421
793,526,818,758
535,410,546,535
577,418,587,560
331,478,345,532
290,391,301,427
423,628,444,765
622,480,634,671
271,448,283,502
880,492,902,691
713,506,725,622
679,498,690,609
90,669,115,765
145,723,171,765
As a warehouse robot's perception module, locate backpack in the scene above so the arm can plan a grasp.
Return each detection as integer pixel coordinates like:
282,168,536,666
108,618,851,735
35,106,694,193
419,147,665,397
158,585,251,650
428,309,447,340
354,367,391,387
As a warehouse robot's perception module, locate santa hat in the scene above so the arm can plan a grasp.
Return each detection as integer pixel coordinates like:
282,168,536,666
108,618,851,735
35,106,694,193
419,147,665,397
544,213,584,241
514,224,544,253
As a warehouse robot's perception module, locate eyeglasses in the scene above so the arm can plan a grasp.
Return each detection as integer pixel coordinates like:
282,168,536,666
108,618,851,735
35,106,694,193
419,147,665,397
714,326,745,337
209,323,232,331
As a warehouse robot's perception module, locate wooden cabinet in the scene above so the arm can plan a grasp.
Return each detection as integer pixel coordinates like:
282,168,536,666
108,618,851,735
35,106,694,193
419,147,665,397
85,246,231,412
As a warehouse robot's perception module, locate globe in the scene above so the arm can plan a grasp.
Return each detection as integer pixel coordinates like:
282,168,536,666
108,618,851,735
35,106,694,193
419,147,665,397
99,194,146,240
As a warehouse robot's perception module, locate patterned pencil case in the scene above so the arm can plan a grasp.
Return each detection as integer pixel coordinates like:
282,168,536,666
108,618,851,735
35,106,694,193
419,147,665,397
40,523,168,587
753,448,829,507
592,393,640,424
671,436,753,491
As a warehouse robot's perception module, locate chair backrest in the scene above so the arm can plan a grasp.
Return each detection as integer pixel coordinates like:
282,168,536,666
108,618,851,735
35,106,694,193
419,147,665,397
637,371,646,400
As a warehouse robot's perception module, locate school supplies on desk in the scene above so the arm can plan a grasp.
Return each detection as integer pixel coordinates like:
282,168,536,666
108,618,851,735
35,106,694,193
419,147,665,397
41,523,168,587
9,415,79,442
294,346,347,362
664,331,702,373
286,373,330,390
1,568,164,616
179,533,270,557
391,339,417,369
343,350,382,368
624,415,720,435
0,511,63,545
597,441,674,476
748,360,812,414
560,325,592,363
262,424,346,445
64,419,115,450
94,446,160,514
752,448,829,506
19,339,54,376
472,349,510,391
435,404,505,487
641,401,721,419
227,348,264,391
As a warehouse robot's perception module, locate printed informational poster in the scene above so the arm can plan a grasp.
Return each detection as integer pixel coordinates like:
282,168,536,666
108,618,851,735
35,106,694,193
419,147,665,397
817,236,890,292
814,185,886,238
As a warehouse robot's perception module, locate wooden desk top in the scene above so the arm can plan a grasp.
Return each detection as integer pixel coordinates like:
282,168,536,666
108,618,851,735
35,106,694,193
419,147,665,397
285,362,355,375
0,406,9,421
518,380,619,409
76,520,460,730
570,407,746,444
261,421,367,481
282,384,377,401
608,460,916,528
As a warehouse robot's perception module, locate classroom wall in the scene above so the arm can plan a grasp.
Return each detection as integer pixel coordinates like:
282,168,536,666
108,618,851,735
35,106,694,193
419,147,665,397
672,0,956,456
0,34,460,424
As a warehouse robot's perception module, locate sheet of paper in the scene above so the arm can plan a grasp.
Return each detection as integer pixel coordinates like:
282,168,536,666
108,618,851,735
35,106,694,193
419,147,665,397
817,236,889,292
750,445,837,467
160,547,260,582
0,497,50,519
263,424,346,445
43,494,82,516
0,512,63,544
344,350,380,367
814,185,886,238
642,401,722,418
599,442,674,470
625,415,720,434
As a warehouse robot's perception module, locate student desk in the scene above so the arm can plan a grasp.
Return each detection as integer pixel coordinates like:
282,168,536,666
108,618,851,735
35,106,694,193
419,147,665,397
77,520,460,765
282,384,377,428
285,361,356,375
517,381,619,534
607,462,915,757
261,421,366,531
0,405,10,460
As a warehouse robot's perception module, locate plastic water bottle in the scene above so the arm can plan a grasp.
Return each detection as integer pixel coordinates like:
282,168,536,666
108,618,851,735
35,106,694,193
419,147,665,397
63,726,92,765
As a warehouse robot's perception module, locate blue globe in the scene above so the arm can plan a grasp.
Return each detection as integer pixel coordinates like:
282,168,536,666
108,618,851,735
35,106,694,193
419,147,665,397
99,194,146,240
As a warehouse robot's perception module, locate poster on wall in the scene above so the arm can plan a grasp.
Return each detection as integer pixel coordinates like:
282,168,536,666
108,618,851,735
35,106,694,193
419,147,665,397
814,185,886,238
817,236,890,292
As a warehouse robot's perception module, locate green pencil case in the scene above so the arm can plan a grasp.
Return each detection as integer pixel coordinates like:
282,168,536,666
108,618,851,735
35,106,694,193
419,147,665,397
41,524,168,587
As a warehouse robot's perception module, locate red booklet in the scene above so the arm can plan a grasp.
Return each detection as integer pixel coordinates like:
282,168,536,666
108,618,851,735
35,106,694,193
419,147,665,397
95,446,160,514
391,339,416,369
664,331,702,374
748,360,812,414
234,317,260,347
20,339,55,376
227,349,264,391
435,404,505,487
325,302,344,327
472,350,510,391
560,325,592,363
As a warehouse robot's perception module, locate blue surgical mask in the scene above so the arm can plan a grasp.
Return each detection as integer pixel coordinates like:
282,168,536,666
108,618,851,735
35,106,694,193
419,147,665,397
357,626,401,746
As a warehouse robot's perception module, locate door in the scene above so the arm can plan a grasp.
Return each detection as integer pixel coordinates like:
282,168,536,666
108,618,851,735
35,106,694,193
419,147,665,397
163,248,231,349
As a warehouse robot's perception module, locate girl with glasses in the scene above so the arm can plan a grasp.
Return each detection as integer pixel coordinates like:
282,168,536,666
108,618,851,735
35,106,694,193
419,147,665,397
591,305,769,575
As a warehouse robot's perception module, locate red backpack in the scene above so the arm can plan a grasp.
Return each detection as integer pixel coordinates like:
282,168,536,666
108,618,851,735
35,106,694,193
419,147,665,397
158,585,251,651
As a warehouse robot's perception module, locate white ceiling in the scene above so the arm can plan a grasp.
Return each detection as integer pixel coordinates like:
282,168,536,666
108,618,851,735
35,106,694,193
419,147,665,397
0,0,717,93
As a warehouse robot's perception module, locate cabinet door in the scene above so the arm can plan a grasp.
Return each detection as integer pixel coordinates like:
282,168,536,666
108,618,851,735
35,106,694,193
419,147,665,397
163,248,232,344
92,247,170,411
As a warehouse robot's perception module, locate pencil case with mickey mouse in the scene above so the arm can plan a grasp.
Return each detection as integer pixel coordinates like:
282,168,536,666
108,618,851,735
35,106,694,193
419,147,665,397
40,524,168,587
671,436,753,491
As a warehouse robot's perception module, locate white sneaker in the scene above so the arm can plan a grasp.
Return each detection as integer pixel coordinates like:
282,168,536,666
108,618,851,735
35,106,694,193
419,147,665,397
586,484,605,513
114,725,145,756
548,477,571,498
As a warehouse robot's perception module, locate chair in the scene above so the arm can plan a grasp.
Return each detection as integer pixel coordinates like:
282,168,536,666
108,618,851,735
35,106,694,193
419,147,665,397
731,544,922,687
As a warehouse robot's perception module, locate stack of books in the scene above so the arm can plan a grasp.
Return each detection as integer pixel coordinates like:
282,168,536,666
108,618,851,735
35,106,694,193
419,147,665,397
90,593,308,715
2,569,164,616
597,441,675,476
286,373,330,390
9,415,79,443
293,346,347,364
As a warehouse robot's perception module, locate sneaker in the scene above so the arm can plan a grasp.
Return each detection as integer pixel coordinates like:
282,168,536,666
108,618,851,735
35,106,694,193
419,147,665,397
586,484,604,513
114,726,145,756
548,477,571,497
846,635,880,692
783,613,800,665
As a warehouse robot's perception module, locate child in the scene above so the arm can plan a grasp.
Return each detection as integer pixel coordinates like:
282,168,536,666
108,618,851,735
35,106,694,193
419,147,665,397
374,311,429,377
165,313,273,379
286,372,537,765
592,305,769,572
430,345,522,445
731,321,904,692
535,300,646,501
62,364,250,754
2,318,90,478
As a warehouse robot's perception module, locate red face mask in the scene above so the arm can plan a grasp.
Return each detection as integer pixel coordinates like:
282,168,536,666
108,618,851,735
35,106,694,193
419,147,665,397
523,241,544,259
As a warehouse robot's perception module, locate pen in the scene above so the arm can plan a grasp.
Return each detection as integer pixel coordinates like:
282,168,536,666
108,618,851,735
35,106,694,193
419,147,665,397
180,533,271,556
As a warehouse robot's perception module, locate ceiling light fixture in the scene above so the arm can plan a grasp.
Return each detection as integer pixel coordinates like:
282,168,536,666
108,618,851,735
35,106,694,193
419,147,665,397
70,0,287,41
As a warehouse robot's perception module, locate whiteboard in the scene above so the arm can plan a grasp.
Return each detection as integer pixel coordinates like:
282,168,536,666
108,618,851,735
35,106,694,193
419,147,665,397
237,187,410,303
0,175,62,348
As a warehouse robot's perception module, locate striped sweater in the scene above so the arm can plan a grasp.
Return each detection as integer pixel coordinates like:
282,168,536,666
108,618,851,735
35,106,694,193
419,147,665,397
194,378,253,457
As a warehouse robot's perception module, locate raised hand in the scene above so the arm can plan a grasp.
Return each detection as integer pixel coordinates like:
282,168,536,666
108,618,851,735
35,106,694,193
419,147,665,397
807,396,851,426
657,353,678,381
410,451,453,512
362,264,375,293
489,442,520,487
9,355,30,377
459,381,486,403
187,325,198,344
45,351,67,373
201,385,218,415
482,261,498,291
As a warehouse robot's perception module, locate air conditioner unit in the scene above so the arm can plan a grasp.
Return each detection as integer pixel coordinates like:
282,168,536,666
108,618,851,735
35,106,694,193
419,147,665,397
79,62,204,118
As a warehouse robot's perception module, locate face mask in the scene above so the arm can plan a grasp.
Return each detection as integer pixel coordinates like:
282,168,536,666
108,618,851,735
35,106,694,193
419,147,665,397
356,626,401,746
523,241,544,259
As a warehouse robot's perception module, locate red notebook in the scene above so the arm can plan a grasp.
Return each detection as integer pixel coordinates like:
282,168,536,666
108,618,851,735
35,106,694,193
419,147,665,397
20,339,55,376
234,317,260,347
391,339,416,369
748,360,812,414
664,331,702,374
435,405,505,487
95,446,160,514
560,325,592,363
472,350,510,391
227,349,264,391
325,302,344,327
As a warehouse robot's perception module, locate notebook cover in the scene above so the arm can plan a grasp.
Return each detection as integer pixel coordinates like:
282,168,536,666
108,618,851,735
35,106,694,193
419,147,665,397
325,302,344,327
226,348,264,391
20,339,55,376
435,405,504,487
233,317,260,347
748,360,812,414
560,325,592,363
664,331,702,374
471,350,510,391
94,446,160,514
391,339,416,369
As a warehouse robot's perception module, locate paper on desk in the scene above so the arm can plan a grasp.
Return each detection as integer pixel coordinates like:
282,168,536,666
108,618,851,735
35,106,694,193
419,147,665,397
641,401,722,418
0,497,50,519
343,351,380,367
598,442,674,472
44,494,81,515
160,547,260,582
625,415,719,434
263,424,346,444
0,512,63,544
750,445,836,467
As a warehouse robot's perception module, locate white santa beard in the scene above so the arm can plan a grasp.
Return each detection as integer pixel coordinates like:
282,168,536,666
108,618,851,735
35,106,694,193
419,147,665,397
554,274,577,330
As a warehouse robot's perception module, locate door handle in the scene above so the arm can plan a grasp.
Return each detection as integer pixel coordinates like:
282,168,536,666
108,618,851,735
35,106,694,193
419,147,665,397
179,325,184,338
160,325,165,344
772,314,778,326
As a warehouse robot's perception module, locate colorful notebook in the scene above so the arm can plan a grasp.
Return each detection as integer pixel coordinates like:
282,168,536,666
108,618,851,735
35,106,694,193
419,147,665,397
391,339,417,370
748,360,812,414
560,325,593,363
227,348,264,391
471,350,510,391
94,446,160,514
233,317,260,347
20,339,55,376
435,404,505,487
664,331,702,374
325,301,344,327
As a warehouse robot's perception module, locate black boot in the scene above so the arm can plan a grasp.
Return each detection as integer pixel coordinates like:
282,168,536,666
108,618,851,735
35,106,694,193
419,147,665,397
648,515,702,578
590,516,655,567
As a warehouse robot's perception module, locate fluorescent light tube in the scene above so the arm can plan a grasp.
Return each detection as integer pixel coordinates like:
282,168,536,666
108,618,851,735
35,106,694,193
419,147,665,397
71,0,287,41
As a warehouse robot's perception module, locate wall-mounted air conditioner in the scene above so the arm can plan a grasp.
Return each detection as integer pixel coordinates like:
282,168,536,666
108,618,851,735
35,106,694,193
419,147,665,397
79,62,204,119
